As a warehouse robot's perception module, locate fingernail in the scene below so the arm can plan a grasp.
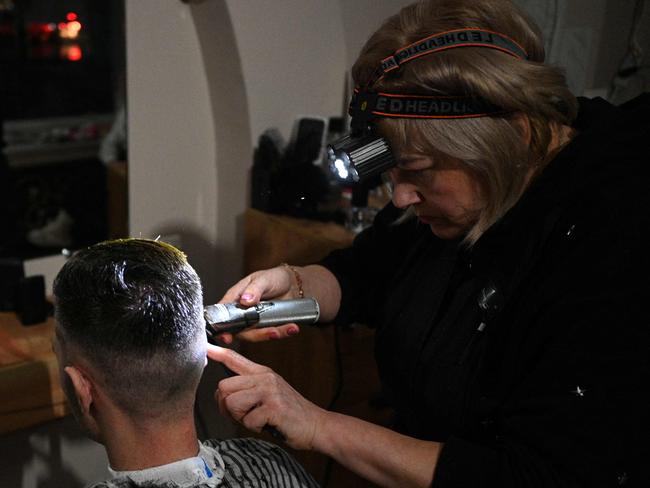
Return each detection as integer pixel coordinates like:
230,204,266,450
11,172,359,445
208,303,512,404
268,330,280,340
241,293,254,301
287,327,299,336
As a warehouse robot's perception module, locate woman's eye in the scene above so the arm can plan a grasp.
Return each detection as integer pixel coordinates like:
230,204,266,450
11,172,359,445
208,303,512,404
400,168,432,184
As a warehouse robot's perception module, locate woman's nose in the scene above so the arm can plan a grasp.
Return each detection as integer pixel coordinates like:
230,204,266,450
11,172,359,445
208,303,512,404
391,177,421,209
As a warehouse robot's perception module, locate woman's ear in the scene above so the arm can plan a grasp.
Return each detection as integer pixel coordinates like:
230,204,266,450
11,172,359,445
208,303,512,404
510,112,532,145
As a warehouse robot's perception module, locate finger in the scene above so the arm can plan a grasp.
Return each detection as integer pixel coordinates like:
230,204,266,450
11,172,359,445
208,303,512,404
214,388,227,418
237,278,269,305
236,268,293,305
215,378,255,419
220,272,270,305
240,403,274,434
223,389,265,423
214,333,233,345
219,276,254,304
217,373,263,397
216,388,254,422
206,344,270,375
272,323,301,339
236,323,300,343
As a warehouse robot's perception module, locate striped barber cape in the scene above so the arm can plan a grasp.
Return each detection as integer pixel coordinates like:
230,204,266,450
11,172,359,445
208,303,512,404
87,438,319,488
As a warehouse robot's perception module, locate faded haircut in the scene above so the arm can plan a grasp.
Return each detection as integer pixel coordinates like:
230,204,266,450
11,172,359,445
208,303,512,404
353,0,578,245
53,239,206,418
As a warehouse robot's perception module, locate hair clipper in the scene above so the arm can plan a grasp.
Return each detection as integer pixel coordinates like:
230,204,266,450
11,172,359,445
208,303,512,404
204,297,320,342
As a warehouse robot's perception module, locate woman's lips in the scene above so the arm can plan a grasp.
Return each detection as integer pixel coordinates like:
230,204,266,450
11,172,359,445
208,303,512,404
417,215,442,224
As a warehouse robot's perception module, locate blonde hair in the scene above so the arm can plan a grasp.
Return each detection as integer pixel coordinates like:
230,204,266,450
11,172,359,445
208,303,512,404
353,0,577,244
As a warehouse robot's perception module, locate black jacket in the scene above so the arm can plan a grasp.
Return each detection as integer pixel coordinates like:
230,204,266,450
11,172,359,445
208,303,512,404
321,95,650,487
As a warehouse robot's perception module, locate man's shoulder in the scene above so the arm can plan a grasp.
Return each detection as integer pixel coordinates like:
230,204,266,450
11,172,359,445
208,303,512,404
203,438,319,487
87,479,220,488
86,439,319,488
203,436,282,451
203,436,298,464
87,480,184,488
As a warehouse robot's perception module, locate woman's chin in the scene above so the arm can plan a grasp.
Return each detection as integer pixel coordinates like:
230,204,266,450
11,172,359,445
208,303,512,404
427,221,466,240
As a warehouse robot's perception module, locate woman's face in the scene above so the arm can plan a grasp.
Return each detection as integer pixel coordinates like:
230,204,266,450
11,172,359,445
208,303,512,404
389,153,486,239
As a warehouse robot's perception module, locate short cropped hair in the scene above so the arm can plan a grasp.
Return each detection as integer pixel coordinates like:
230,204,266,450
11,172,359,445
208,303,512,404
353,0,578,244
53,239,206,418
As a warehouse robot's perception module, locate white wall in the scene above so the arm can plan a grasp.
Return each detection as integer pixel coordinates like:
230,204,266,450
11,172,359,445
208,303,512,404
126,0,221,299
126,0,413,300
225,1,347,144
223,0,413,144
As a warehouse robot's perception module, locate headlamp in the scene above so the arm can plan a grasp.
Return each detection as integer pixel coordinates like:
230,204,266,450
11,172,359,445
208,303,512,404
327,28,527,183
326,90,501,183
327,131,394,183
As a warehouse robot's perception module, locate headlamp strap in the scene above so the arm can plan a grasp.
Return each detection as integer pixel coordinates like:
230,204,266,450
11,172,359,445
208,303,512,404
350,29,524,122
349,89,503,120
369,28,528,86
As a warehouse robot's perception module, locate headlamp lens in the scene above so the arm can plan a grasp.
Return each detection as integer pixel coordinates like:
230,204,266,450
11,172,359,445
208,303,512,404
328,147,357,182
327,133,395,183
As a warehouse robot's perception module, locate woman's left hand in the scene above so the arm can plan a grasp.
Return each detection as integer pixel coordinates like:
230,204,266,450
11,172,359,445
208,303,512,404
207,344,327,450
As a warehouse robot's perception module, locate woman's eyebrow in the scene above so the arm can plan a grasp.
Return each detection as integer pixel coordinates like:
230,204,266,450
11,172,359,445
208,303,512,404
397,155,422,165
397,155,433,169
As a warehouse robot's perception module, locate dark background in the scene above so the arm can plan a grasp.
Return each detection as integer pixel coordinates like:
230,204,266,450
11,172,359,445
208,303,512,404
0,0,125,260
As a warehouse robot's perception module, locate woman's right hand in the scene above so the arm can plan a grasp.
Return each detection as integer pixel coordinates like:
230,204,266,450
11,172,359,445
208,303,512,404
217,265,302,344
208,345,327,450
208,344,441,487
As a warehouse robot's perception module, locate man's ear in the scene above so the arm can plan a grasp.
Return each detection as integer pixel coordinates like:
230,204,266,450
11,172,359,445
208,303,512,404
510,112,532,146
64,365,94,415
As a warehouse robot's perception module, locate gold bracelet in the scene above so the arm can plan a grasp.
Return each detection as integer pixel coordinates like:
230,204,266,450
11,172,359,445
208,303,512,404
281,263,304,298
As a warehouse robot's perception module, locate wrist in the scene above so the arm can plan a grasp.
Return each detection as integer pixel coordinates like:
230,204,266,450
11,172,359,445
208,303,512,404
309,409,339,455
281,263,304,299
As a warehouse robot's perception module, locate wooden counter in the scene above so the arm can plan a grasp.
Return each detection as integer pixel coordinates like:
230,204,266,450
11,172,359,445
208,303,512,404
0,313,68,435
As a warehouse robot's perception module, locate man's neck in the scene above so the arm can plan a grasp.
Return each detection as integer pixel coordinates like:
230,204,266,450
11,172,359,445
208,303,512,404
101,411,200,471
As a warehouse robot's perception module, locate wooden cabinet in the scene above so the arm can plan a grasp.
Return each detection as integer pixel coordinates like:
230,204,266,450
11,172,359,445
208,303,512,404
0,313,68,435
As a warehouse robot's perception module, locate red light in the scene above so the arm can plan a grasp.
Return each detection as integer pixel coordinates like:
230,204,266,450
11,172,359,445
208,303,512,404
58,22,66,31
64,45,83,61
66,12,78,22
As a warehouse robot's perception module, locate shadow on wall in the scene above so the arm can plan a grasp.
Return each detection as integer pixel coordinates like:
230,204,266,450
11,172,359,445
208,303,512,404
149,221,244,302
188,0,253,294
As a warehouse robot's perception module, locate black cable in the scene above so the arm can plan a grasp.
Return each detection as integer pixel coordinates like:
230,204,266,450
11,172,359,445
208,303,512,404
320,324,344,488
327,325,345,411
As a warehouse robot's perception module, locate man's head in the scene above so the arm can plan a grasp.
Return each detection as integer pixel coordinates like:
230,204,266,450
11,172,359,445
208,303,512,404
53,239,207,439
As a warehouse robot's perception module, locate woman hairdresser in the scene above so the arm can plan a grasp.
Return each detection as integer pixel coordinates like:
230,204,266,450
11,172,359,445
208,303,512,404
208,0,650,486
